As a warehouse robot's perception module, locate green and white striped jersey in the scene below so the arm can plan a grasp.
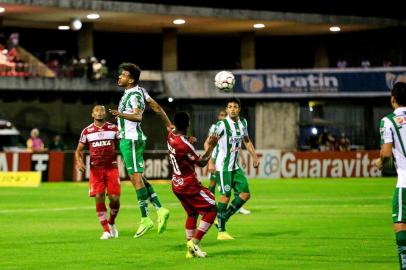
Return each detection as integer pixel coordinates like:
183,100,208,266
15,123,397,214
213,116,248,172
380,107,406,187
118,86,150,140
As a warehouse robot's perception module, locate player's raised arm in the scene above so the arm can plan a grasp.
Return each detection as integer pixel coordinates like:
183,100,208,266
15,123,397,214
109,108,142,122
196,134,219,167
243,135,260,168
75,142,86,172
146,97,173,130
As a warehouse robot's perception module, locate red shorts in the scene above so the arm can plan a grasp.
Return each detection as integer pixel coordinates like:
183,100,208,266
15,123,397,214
174,186,216,216
89,168,120,197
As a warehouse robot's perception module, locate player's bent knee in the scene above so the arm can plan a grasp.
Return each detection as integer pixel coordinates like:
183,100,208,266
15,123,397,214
394,222,406,232
240,192,250,201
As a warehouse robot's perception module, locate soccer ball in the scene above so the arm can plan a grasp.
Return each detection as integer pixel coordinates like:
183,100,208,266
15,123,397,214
214,71,235,92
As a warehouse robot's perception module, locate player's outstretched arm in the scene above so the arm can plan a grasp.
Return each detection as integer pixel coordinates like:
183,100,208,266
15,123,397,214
75,142,86,172
243,136,260,168
146,98,173,130
109,108,142,122
196,135,219,167
203,136,216,173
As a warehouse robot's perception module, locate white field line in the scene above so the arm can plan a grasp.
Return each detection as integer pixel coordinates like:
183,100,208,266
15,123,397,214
0,203,388,214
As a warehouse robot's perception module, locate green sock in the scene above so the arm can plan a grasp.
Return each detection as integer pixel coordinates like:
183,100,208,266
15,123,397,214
217,202,228,232
136,187,149,218
225,196,246,220
144,181,162,210
396,231,406,270
208,185,216,195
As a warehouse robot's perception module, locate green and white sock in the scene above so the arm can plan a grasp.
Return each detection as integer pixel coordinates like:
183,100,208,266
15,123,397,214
396,231,406,270
136,187,149,218
225,196,246,220
144,181,162,210
217,202,228,232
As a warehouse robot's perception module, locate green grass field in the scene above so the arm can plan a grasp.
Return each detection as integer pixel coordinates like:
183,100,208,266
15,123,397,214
0,178,399,270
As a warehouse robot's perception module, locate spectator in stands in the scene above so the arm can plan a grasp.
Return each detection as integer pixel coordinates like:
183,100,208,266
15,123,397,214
318,129,336,151
383,59,392,67
49,134,65,151
338,133,351,151
100,59,109,78
361,59,371,68
26,128,45,153
336,59,347,68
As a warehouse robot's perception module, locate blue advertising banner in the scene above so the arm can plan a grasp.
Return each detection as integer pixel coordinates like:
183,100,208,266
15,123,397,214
233,68,406,95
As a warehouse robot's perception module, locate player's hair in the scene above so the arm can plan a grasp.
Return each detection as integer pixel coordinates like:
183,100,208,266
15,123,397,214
392,82,406,106
119,63,141,84
226,97,241,108
174,112,190,132
217,108,227,116
92,104,105,111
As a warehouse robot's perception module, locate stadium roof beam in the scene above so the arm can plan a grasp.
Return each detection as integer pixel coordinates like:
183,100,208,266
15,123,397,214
0,0,404,35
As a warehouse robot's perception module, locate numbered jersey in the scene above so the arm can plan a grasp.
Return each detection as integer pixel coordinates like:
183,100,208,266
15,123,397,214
79,122,120,169
213,116,248,171
380,107,406,187
167,131,201,194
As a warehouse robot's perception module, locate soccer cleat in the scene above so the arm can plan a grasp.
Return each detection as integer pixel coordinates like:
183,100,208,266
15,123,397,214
100,231,112,240
187,240,207,258
108,224,119,238
217,231,234,240
134,217,154,238
238,207,251,215
157,207,170,234
186,250,195,259
214,218,219,229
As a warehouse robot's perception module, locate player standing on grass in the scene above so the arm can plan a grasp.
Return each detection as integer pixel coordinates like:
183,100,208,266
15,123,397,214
109,63,171,238
167,112,219,258
205,108,251,215
213,97,260,240
375,82,406,270
75,105,121,240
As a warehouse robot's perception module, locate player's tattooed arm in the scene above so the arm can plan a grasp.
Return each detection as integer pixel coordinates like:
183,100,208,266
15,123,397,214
75,143,86,172
195,135,219,167
243,136,260,168
109,108,142,122
146,98,173,131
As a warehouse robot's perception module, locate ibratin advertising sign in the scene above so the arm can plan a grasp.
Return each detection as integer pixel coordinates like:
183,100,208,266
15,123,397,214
195,150,381,179
233,68,406,95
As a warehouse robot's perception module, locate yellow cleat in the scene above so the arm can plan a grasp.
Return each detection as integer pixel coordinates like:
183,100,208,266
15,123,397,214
157,207,170,234
186,250,195,258
187,240,207,258
134,217,154,238
217,231,234,240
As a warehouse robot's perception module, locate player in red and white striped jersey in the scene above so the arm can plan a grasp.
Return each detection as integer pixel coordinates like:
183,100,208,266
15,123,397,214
167,112,219,258
75,105,121,240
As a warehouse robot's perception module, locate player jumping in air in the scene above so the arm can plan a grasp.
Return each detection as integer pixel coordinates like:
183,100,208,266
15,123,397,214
375,82,406,270
213,98,260,240
205,108,251,215
75,105,121,240
109,63,171,238
167,112,219,258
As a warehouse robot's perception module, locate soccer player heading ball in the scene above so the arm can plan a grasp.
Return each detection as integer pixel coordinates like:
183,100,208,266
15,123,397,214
167,112,219,258
75,105,121,240
109,63,172,238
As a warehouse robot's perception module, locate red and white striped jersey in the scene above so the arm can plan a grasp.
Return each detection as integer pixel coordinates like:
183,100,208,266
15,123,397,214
79,122,120,169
